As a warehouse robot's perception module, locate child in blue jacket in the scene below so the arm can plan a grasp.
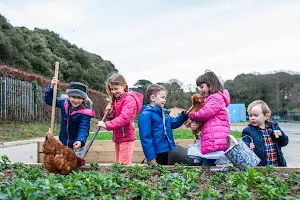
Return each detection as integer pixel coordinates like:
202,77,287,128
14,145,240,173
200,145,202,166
45,77,95,150
138,84,190,165
242,100,288,166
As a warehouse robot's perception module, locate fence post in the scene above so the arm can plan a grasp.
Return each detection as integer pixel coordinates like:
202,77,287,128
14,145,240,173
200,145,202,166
1,77,7,119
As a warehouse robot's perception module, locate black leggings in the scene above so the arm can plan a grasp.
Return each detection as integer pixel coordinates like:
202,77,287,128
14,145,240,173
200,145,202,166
156,145,197,166
156,152,168,165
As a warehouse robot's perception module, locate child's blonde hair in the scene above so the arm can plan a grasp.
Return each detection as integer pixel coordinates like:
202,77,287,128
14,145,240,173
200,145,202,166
105,73,128,100
247,100,271,116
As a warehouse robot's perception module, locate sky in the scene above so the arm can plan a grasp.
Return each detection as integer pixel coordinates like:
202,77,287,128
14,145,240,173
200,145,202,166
1,0,300,89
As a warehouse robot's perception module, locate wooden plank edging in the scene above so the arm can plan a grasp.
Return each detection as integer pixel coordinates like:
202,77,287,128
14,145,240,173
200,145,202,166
37,139,195,163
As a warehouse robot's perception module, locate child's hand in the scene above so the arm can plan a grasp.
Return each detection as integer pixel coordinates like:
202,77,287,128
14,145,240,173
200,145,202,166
50,77,59,88
98,121,107,129
186,105,193,115
73,141,82,150
147,159,156,165
274,130,282,138
105,104,112,110
250,143,255,150
106,96,113,104
105,104,113,113
190,121,200,131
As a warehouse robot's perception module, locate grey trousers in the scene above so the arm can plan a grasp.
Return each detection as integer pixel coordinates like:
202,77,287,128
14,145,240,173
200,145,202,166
168,145,197,166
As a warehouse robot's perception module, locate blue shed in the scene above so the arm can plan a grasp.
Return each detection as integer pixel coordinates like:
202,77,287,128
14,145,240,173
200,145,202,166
227,104,246,123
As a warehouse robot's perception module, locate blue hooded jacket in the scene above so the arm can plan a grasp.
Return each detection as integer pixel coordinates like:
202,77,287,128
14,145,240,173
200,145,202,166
45,86,95,148
242,121,288,166
138,105,188,161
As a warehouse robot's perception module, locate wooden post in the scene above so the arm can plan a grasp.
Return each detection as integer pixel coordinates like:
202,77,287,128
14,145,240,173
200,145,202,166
50,62,59,134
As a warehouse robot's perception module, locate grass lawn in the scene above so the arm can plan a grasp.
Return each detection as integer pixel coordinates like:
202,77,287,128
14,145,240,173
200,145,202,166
87,129,242,140
0,121,242,142
0,122,59,142
92,119,242,140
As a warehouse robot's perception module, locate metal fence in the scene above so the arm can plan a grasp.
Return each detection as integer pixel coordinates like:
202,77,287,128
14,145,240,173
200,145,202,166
270,111,300,122
0,76,48,121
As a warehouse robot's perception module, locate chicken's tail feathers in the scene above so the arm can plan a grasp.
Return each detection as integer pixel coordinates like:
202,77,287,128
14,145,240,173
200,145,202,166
45,129,54,141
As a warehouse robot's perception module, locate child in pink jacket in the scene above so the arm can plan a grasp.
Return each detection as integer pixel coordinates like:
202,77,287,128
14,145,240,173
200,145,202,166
98,73,143,165
188,70,230,166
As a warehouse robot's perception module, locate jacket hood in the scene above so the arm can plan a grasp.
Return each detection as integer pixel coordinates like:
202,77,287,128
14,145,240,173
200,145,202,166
206,89,230,107
141,104,170,115
127,91,144,112
215,89,230,107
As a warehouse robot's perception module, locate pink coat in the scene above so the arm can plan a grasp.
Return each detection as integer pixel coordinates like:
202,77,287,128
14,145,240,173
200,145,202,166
189,90,230,154
105,92,143,143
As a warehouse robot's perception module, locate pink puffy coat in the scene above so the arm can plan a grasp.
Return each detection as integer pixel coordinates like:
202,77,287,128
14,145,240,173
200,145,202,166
189,90,230,154
105,92,143,143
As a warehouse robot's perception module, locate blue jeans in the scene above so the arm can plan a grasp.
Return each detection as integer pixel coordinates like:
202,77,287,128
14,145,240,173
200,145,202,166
201,158,216,166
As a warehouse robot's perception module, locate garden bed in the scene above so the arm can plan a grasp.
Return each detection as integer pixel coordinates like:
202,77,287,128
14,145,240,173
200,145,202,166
1,155,300,199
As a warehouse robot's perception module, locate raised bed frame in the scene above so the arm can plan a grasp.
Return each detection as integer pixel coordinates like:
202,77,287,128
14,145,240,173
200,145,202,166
37,139,194,164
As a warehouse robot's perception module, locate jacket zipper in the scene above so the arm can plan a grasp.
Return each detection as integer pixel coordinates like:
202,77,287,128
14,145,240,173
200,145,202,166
122,127,125,137
67,116,70,147
256,128,266,166
260,133,265,166
162,111,174,149
67,102,70,147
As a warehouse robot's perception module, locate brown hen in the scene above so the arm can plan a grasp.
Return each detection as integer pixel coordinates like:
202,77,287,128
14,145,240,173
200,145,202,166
185,93,205,142
43,131,85,175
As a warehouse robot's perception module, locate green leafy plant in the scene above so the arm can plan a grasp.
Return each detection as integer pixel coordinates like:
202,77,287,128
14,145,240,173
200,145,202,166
209,172,227,186
0,157,299,199
111,163,126,173
197,188,222,199
0,155,10,171
266,165,275,175
90,162,99,170
127,165,151,180
12,162,25,170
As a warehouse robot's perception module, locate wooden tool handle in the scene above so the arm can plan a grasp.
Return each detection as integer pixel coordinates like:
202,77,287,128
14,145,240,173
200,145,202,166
101,109,109,121
50,62,59,135
82,109,110,158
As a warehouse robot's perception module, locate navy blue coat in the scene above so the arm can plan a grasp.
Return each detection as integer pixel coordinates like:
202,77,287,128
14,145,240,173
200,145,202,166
138,105,188,161
45,86,95,148
242,121,288,166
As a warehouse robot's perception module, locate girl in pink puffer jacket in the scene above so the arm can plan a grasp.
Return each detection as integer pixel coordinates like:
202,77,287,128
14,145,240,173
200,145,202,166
188,70,230,166
98,73,143,165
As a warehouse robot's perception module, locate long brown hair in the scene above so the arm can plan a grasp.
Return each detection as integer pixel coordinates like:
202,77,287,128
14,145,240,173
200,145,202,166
105,73,128,101
196,70,224,94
